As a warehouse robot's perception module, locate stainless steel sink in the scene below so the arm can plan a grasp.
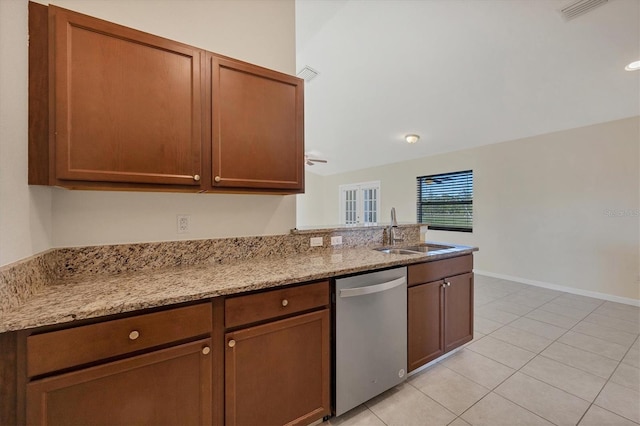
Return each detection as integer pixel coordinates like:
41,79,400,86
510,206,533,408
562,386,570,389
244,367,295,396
402,243,453,252
376,248,421,255
375,244,454,255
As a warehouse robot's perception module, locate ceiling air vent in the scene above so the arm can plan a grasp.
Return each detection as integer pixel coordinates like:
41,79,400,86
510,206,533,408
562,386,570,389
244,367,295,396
560,0,609,20
297,66,319,83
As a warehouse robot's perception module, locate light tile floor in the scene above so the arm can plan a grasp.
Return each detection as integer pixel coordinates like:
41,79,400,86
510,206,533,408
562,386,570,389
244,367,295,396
324,275,640,426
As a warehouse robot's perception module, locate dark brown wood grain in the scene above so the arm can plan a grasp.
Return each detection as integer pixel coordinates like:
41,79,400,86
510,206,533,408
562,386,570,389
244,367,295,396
408,281,444,371
26,338,212,425
209,54,305,192
0,332,17,425
444,272,474,352
408,255,473,286
225,281,329,329
225,310,330,426
407,257,474,371
29,3,305,194
49,5,204,186
27,303,211,377
28,1,49,185
212,298,225,426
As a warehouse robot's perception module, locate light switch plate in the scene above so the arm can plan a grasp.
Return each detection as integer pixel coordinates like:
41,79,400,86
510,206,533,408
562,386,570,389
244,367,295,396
310,237,323,247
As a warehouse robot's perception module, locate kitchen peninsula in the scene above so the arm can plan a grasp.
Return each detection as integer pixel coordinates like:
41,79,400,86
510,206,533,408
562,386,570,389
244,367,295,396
0,225,476,425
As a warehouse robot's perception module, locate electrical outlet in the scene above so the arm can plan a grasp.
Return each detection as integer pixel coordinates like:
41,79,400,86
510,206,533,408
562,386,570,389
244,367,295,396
331,236,343,246
310,237,323,247
177,215,190,234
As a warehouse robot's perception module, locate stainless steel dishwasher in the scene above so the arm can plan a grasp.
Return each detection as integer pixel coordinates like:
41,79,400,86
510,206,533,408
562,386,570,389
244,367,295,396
334,267,407,417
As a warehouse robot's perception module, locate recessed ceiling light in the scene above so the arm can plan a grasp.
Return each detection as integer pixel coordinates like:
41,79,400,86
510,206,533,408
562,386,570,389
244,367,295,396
625,60,640,71
405,134,420,144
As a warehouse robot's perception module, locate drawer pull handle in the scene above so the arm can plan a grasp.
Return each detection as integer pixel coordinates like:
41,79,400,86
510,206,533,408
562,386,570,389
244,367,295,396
228,339,236,348
202,346,211,355
193,174,201,182
129,330,140,340
282,299,289,307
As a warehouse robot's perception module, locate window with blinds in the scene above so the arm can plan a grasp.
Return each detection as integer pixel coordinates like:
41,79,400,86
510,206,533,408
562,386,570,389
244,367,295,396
416,170,473,232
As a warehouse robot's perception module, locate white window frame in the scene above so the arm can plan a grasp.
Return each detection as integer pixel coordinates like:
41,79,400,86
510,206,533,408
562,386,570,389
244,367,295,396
338,181,381,225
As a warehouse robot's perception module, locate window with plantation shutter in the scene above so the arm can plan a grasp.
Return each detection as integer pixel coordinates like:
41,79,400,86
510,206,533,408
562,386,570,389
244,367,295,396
416,170,473,232
339,181,380,225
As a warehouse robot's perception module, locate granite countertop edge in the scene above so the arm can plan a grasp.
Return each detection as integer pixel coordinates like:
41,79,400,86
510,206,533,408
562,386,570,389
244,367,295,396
0,244,477,333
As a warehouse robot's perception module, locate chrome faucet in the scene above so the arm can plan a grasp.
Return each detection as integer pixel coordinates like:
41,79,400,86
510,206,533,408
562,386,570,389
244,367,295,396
388,207,404,245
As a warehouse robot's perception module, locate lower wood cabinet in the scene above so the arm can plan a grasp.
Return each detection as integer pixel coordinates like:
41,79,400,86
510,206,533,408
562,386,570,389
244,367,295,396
408,280,445,370
21,303,213,426
408,262,474,372
444,273,474,352
225,309,330,426
1,260,475,425
26,338,212,425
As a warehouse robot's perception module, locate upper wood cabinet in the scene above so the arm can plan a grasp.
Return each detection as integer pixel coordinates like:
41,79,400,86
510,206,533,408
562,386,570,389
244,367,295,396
50,5,204,187
209,55,304,191
28,3,304,194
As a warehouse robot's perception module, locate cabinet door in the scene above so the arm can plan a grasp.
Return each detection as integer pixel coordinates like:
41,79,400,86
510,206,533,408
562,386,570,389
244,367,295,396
209,55,304,191
51,6,203,186
444,272,474,352
225,310,330,426
26,339,212,426
408,280,444,371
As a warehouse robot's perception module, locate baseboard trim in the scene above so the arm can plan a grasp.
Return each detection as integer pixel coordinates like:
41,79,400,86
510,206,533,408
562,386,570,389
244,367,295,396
473,269,640,307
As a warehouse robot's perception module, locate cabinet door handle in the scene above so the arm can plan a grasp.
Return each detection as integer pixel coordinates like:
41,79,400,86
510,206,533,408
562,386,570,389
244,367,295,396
441,283,446,288
281,299,289,307
202,346,211,355
129,330,140,340
214,176,221,183
228,339,236,348
446,282,451,287
193,174,201,182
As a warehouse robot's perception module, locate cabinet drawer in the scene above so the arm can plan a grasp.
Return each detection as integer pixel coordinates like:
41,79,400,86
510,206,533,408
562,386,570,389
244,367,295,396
27,303,212,377
27,338,213,425
408,255,473,287
225,281,329,329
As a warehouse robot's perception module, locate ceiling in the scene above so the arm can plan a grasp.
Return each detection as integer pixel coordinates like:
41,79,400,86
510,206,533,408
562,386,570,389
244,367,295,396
295,0,640,176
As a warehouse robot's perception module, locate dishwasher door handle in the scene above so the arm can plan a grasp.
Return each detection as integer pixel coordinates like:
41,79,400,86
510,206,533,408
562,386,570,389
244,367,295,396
339,277,406,298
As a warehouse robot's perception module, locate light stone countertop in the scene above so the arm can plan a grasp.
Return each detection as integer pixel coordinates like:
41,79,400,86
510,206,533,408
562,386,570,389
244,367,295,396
0,244,476,333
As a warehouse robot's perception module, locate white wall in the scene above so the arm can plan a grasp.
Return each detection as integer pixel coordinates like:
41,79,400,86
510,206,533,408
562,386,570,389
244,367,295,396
0,0,296,263
304,117,640,300
296,170,325,228
0,0,53,266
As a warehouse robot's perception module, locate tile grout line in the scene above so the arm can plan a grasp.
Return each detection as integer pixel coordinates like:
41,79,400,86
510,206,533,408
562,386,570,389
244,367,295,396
404,377,460,421
488,291,640,425
466,281,638,425
458,289,601,425
362,402,389,426
551,330,635,363
333,281,637,426
576,334,640,425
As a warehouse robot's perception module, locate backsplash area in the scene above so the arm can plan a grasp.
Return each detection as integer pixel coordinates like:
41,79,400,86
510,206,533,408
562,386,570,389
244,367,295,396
0,225,420,314
0,251,58,315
